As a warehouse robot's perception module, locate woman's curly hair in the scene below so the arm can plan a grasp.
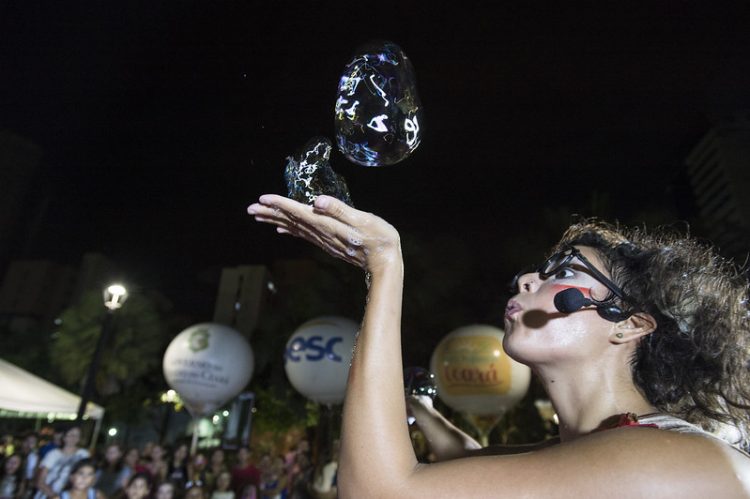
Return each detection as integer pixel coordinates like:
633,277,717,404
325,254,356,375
555,220,750,447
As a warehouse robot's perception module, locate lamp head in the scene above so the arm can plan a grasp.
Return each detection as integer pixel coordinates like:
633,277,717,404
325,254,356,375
103,283,128,310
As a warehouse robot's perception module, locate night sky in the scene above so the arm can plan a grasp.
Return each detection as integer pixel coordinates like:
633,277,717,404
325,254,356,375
2,3,750,316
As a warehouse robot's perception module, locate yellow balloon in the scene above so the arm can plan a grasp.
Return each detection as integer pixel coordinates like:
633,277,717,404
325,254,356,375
430,324,530,416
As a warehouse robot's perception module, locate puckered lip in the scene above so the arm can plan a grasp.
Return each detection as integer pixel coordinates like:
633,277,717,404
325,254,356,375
505,299,523,320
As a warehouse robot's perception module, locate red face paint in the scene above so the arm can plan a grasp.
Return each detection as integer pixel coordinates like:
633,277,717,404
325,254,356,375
551,284,592,299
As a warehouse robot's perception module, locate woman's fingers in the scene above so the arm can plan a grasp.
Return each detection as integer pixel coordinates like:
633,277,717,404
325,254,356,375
249,199,364,266
248,194,400,272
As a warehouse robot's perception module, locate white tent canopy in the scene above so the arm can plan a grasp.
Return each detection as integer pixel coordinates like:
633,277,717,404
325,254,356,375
0,357,104,420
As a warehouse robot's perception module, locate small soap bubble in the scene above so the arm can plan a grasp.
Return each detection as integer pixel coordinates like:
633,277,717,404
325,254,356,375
284,137,353,206
335,40,423,167
403,366,437,399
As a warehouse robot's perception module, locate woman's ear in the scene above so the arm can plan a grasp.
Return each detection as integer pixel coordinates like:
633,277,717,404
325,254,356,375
611,312,657,344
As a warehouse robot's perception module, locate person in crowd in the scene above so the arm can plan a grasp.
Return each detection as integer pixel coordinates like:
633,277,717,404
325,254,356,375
0,454,26,499
185,453,206,490
209,471,234,499
144,445,167,485
36,430,61,462
154,481,174,499
257,456,286,499
121,473,151,499
94,444,125,497
34,426,88,499
203,449,226,492
229,448,258,499
60,459,103,499
309,440,337,499
166,444,188,492
116,448,140,492
184,483,205,499
249,194,750,497
19,432,39,491
285,452,311,499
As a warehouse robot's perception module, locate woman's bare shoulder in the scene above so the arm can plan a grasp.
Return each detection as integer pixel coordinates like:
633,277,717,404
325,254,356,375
401,428,750,498
536,427,750,496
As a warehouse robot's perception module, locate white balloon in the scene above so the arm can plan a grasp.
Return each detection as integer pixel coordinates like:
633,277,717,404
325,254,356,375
284,316,358,405
163,323,254,416
430,324,530,416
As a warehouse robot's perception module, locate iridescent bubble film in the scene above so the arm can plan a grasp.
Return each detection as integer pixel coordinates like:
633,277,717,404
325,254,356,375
335,40,423,167
284,137,353,206
403,366,437,399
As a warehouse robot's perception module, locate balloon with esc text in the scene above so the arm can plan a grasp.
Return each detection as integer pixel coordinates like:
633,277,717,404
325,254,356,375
284,316,358,405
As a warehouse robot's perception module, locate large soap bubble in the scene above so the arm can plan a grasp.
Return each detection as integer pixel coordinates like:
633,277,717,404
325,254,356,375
284,137,353,206
334,40,423,167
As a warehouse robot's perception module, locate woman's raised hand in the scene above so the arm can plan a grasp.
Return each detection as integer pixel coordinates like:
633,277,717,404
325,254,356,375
247,194,401,274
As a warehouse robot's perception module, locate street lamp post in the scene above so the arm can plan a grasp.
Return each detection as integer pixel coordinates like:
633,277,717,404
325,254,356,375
76,284,128,423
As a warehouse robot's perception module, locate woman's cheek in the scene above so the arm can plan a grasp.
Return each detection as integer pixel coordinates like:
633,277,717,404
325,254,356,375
550,283,592,298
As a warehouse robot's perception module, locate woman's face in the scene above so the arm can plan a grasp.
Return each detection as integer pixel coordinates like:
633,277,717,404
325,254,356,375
151,445,163,460
504,245,616,365
63,427,81,448
70,465,96,491
217,471,231,490
125,449,139,467
126,477,150,499
155,482,174,499
210,449,224,465
105,445,122,463
4,455,21,475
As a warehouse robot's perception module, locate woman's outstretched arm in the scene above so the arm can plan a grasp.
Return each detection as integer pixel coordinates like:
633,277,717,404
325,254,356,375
248,194,749,498
248,194,418,496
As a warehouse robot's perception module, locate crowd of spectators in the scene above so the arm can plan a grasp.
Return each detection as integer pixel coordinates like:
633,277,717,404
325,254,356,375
0,426,339,499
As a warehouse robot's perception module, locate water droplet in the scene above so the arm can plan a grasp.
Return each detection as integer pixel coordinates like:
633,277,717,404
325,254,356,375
334,40,423,167
284,137,353,206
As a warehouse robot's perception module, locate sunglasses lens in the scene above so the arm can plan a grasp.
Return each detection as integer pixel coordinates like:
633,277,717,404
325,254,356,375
540,249,573,277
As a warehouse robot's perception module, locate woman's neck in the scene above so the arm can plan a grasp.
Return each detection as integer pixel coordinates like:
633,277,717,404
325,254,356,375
535,361,656,442
68,488,90,499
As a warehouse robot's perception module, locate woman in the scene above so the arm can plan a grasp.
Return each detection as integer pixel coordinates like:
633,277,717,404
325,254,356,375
154,481,175,499
0,454,25,499
116,448,140,492
95,444,125,497
166,444,188,491
209,471,234,499
34,427,88,499
144,445,167,485
121,473,151,499
60,459,103,499
248,194,750,497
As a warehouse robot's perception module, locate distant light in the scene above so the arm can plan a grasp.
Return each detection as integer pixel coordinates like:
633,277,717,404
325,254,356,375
222,410,229,417
212,415,220,424
267,281,277,294
492,349,501,357
103,284,128,310
53,318,62,326
107,427,118,437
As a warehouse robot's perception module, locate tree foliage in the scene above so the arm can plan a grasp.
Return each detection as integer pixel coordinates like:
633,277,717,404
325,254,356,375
50,289,173,421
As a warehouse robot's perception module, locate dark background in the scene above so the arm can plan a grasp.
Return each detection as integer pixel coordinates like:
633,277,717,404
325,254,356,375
2,2,750,321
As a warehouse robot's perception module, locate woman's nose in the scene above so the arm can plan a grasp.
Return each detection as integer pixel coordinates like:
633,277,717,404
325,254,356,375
517,272,540,293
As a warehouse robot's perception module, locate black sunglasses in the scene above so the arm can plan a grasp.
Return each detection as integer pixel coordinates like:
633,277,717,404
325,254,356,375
512,247,630,301
538,246,629,302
